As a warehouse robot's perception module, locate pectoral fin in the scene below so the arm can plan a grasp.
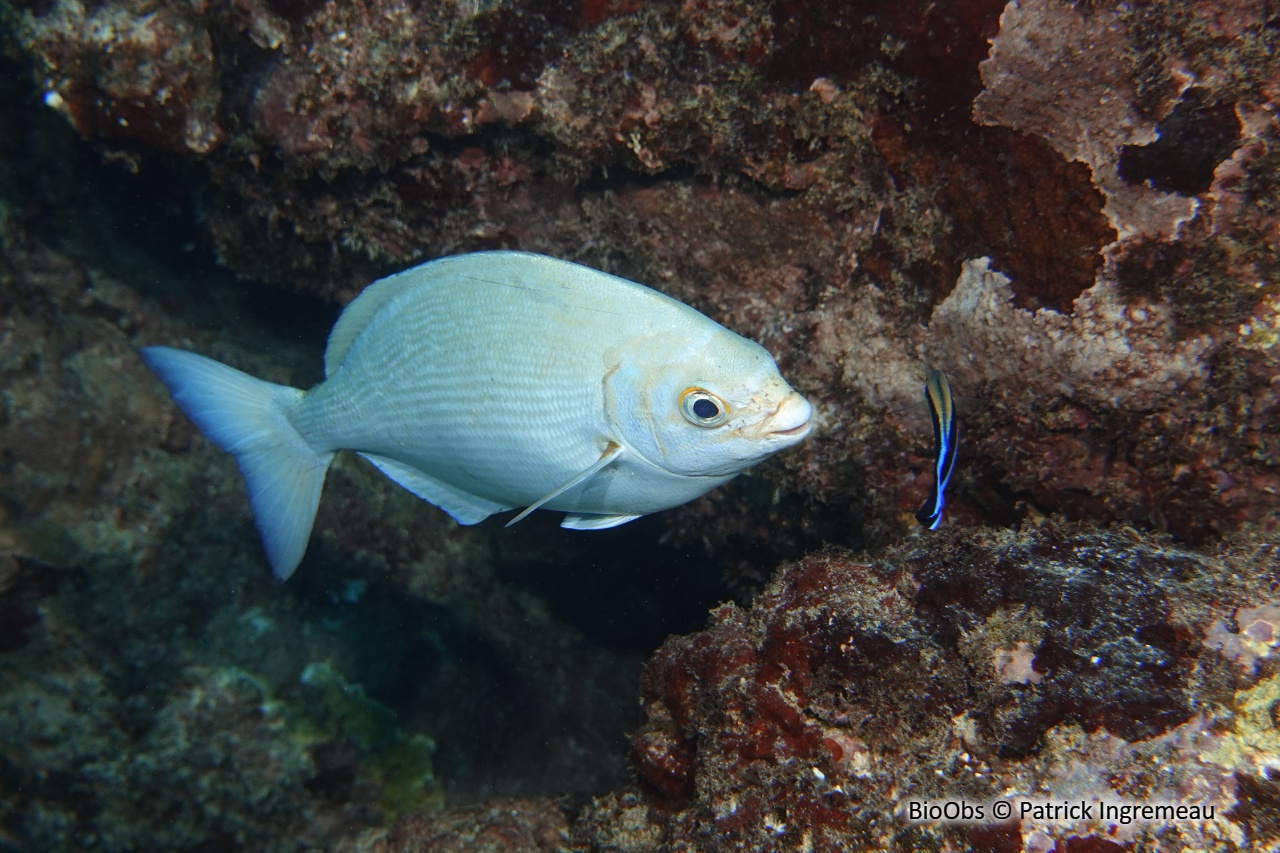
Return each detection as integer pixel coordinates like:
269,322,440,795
505,441,624,528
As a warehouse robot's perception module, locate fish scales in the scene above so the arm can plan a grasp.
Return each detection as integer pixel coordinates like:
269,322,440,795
301,257,708,504
141,251,812,579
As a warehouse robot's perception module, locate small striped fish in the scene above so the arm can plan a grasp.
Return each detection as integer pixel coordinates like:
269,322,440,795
915,370,957,530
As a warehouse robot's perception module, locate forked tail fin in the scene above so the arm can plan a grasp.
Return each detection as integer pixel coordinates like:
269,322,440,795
140,346,333,580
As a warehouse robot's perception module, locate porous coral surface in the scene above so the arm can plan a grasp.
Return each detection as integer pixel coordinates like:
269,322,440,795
604,526,1279,852
6,0,1280,554
2,0,1280,849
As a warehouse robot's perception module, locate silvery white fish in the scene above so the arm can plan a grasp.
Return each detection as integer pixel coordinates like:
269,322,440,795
142,251,813,580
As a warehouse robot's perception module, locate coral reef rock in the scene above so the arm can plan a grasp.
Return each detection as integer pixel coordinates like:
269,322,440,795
3,0,1280,849
6,0,1280,555
580,525,1280,852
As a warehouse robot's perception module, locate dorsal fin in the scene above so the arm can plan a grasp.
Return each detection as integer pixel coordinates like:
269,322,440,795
324,270,415,376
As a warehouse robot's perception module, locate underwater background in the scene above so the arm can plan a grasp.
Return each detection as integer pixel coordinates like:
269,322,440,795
2,0,1280,850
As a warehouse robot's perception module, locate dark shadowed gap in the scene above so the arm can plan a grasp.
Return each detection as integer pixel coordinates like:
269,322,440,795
1119,88,1242,196
495,512,737,651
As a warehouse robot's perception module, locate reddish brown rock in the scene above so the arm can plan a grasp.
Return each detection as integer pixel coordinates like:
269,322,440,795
9,0,1279,551
579,525,1280,852
16,0,226,155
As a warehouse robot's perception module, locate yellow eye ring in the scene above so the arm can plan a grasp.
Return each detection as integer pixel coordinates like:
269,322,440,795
680,387,729,427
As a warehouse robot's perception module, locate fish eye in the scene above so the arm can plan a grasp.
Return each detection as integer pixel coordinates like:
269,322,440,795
680,388,730,427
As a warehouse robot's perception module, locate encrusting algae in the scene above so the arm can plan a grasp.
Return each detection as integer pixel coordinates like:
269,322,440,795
2,0,1280,850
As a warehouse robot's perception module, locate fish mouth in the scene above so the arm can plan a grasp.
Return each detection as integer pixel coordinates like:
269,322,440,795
770,421,811,438
764,394,814,441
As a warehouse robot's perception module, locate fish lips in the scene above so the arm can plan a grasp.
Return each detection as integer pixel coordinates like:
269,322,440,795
760,394,814,443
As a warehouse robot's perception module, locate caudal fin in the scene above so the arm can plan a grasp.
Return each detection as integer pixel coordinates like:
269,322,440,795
140,346,333,580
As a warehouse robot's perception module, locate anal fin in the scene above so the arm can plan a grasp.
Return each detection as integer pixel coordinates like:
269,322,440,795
359,452,509,525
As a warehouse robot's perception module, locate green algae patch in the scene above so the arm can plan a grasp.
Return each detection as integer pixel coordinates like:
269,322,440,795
294,661,441,817
1205,673,1280,778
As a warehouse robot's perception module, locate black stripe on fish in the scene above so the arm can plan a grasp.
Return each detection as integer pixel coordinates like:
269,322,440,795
916,370,957,530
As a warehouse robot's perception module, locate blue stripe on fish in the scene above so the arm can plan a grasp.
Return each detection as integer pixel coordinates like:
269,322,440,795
915,370,957,530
